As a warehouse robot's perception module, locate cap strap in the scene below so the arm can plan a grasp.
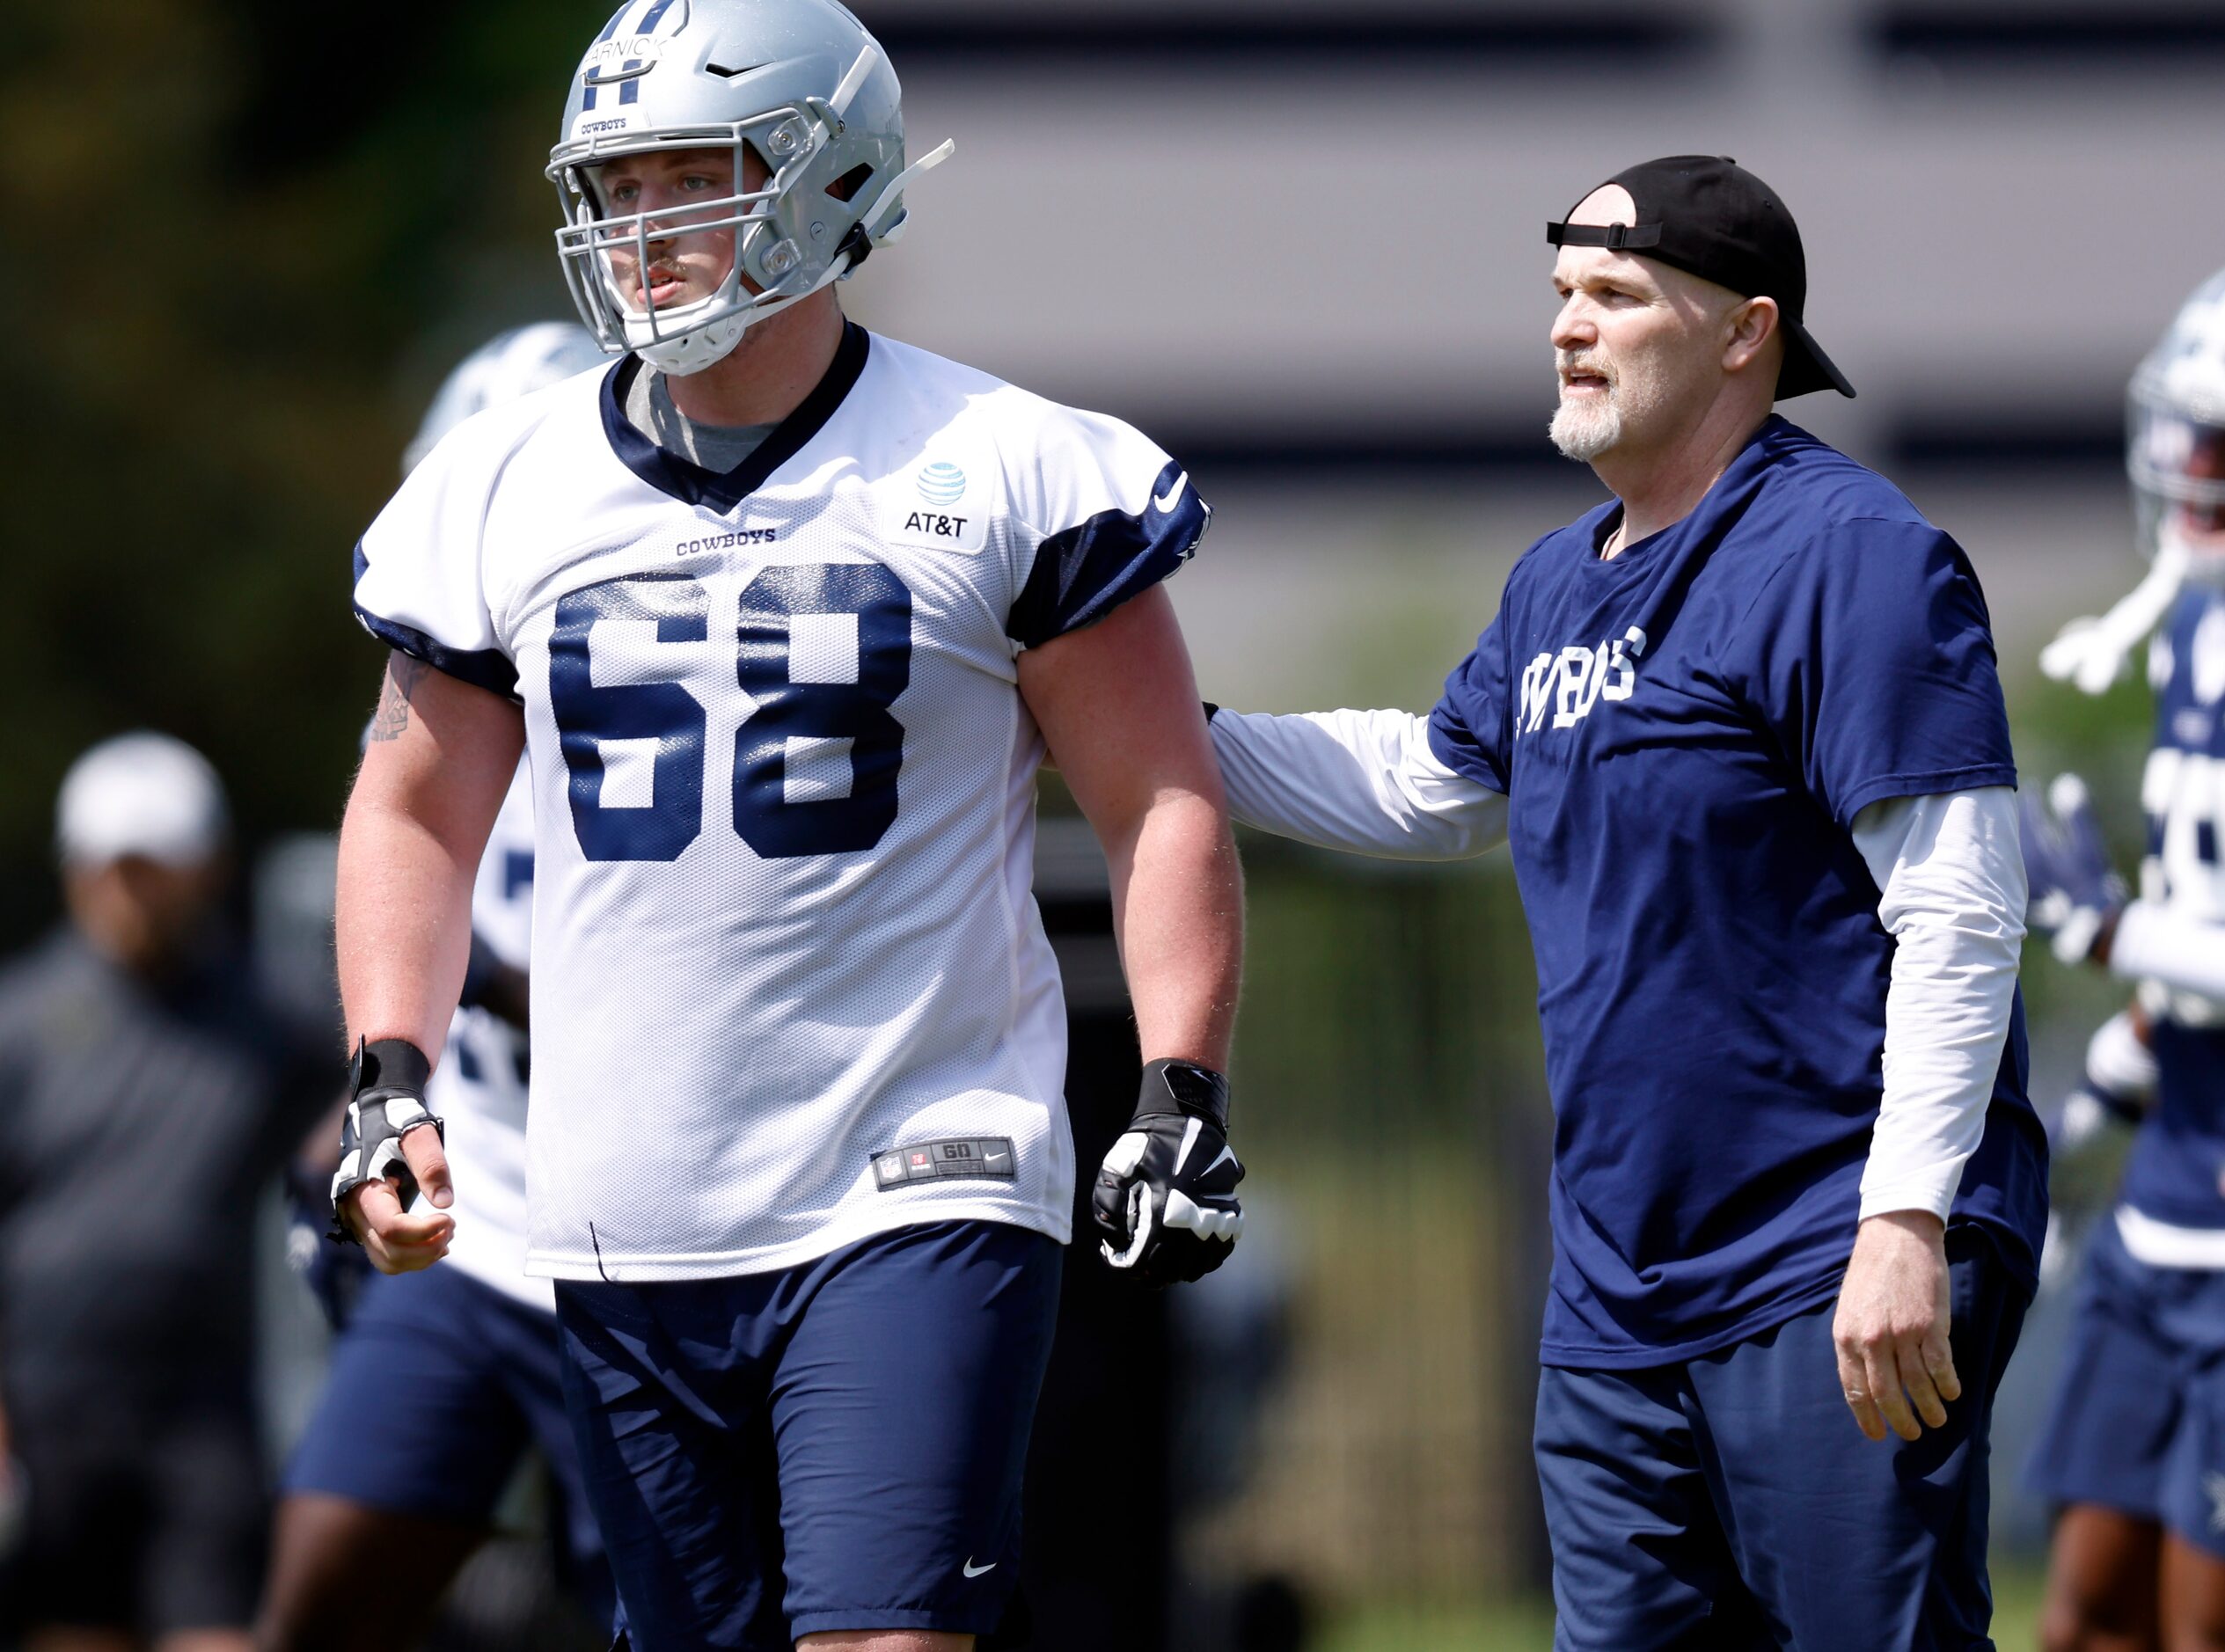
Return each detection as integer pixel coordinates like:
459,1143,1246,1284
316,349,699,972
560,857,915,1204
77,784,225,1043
1546,220,1663,252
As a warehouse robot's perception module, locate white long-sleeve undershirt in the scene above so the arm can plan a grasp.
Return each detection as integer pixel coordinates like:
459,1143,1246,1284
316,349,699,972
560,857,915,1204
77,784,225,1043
1846,788,2026,1223
2110,901,2225,1003
1208,708,1508,860
1210,709,2024,1225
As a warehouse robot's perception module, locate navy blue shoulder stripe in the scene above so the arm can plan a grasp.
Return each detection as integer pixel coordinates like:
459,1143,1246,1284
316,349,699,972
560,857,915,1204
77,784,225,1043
351,542,520,702
601,322,871,512
1007,459,1210,648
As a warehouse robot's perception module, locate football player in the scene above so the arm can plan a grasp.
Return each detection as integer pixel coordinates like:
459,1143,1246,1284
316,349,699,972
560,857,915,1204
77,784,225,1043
2022,266,2225,1652
259,325,614,1651
330,4,1245,1649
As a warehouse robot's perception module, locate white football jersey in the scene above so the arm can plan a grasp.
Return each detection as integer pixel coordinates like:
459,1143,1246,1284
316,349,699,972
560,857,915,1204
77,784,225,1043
354,326,1209,1282
422,758,547,1309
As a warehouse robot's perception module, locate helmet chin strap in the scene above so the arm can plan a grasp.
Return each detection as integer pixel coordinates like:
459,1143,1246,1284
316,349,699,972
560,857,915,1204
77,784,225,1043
633,262,835,376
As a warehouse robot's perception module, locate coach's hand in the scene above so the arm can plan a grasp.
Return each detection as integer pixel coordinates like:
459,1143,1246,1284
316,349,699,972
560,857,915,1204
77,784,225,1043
1095,1058,1245,1287
1833,1210,1958,1444
331,1037,455,1275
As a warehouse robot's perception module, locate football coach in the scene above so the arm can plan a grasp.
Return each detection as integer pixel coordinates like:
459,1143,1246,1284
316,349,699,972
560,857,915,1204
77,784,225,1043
1205,156,2045,1648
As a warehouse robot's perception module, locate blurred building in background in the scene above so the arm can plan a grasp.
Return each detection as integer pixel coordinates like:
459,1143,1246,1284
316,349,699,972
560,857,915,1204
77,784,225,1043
3,0,2221,1642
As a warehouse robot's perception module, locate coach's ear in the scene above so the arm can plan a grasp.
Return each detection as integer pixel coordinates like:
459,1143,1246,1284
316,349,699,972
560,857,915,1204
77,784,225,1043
1724,295,1782,381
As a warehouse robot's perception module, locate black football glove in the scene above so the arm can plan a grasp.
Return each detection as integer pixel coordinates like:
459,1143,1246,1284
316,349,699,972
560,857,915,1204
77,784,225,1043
329,1037,443,1244
1094,1059,1244,1286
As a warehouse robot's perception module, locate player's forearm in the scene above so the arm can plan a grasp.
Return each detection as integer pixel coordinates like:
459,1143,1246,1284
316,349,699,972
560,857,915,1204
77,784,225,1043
1210,707,1508,860
1102,789,1243,1071
334,656,524,1057
335,790,481,1057
2107,901,2225,1002
1850,788,2026,1221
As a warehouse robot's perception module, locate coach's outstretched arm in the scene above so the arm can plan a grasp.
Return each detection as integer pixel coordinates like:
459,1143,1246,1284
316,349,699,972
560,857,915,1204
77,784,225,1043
333,652,524,1274
1208,706,1508,860
1021,586,1246,1283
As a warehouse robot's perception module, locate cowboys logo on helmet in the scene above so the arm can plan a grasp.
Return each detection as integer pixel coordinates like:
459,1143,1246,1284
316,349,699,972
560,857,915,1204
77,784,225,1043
545,0,953,376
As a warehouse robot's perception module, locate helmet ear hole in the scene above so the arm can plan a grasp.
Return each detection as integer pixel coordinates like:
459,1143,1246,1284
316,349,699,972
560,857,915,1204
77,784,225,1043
826,162,874,203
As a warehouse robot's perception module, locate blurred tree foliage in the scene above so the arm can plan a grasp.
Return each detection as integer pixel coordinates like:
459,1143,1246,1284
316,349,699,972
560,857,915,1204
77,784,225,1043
0,0,610,947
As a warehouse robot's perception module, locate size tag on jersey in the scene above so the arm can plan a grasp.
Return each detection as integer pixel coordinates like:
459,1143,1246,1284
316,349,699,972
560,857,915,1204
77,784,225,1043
872,1137,1016,1189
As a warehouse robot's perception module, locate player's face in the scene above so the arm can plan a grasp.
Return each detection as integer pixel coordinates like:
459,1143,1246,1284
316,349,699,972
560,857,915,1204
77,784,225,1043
62,853,226,977
2183,422,2225,541
591,145,769,314
1547,186,1744,464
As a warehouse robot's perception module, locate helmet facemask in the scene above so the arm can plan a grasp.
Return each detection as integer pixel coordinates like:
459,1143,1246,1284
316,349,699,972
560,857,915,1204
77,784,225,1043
2130,383,2225,581
553,111,832,376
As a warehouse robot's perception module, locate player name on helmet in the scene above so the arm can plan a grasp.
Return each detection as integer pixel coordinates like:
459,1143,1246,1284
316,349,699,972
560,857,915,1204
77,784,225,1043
582,35,671,70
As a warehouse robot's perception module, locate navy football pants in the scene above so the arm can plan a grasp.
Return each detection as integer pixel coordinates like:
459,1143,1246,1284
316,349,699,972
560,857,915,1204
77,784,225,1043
2025,1210,2225,1555
1536,1232,2026,1651
557,1219,1061,1651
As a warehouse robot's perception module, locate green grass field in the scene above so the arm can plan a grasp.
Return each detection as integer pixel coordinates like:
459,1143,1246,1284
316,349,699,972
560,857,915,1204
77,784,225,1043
1316,1561,2047,1650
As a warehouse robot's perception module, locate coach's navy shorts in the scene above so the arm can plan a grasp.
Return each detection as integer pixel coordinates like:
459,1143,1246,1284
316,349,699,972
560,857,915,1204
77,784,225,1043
282,1262,611,1618
556,1218,1061,1651
2026,1210,2225,1555
1535,1228,2026,1652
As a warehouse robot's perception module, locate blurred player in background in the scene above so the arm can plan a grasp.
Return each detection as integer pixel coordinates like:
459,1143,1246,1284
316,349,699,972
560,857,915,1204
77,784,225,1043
257,324,614,1652
2022,266,2225,1652
332,2,1244,1648
1208,156,2043,1649
0,735,324,1652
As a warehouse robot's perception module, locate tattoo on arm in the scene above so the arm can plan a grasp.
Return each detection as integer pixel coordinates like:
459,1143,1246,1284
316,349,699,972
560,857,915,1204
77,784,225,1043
368,654,430,742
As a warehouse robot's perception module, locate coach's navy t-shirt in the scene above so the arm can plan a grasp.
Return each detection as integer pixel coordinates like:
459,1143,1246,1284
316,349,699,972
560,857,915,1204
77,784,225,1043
1428,416,2046,1368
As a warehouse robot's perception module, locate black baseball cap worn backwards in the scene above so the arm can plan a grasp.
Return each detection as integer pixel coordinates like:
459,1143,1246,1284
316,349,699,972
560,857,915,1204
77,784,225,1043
1547,154,1855,400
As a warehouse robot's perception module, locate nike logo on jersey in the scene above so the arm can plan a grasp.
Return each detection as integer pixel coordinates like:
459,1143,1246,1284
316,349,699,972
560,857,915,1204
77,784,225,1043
1518,625,1648,737
1153,471,1189,514
963,1559,997,1578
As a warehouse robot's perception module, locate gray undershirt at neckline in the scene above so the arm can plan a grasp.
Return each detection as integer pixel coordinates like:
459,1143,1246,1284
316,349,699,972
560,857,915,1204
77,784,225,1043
625,365,778,472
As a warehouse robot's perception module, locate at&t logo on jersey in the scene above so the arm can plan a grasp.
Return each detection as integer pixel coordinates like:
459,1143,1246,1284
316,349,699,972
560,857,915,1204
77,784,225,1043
1518,625,1648,736
893,459,983,548
917,462,967,506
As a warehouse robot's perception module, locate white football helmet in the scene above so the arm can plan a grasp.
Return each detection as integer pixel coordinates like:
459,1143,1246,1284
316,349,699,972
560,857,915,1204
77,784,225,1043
2040,268,2225,691
545,0,952,376
2130,267,2225,572
402,321,610,475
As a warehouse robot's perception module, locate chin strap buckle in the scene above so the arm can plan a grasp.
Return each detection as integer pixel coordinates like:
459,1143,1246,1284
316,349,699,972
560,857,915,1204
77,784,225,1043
835,139,956,279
